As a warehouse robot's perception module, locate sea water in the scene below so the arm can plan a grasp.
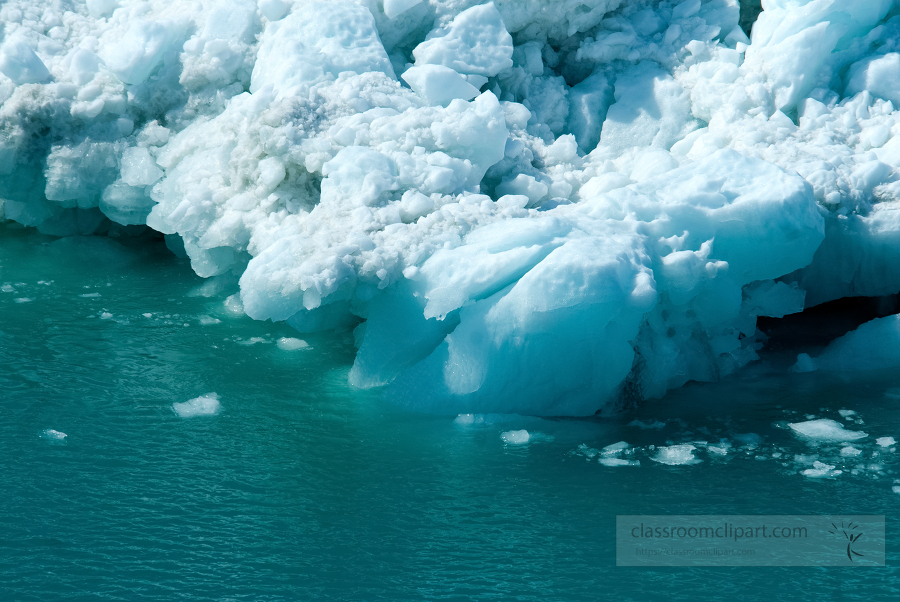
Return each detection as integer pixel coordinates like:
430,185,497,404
1,222,898,600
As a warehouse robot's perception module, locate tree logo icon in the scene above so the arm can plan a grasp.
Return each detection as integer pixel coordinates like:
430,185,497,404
829,520,864,562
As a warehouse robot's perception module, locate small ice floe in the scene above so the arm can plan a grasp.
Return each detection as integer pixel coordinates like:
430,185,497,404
838,409,856,418
791,353,817,372
14,297,32,303
598,441,640,466
802,461,841,478
41,429,67,440
574,443,599,460
1,283,13,292
173,393,220,417
199,315,221,325
600,457,640,467
100,312,113,319
78,292,101,298
455,413,520,426
223,294,244,316
628,419,666,429
237,337,267,345
142,313,152,318
501,430,531,445
841,446,863,457
876,437,896,448
788,419,867,442
651,444,700,465
706,440,732,456
277,337,309,351
892,486,900,495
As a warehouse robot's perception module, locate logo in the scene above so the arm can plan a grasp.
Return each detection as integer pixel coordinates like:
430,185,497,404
829,520,864,562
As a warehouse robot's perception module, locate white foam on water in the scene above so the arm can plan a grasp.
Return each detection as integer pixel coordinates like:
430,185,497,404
173,393,220,417
788,419,868,442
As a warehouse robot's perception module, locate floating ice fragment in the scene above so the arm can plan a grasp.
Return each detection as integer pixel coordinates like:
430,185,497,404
841,446,862,457
41,429,67,440
1,284,13,293
238,337,266,345
14,298,32,303
838,409,856,418
173,393,220,417
599,458,640,467
223,294,244,316
277,337,309,351
788,419,867,442
893,486,900,495
601,441,630,455
802,461,840,478
876,437,896,448
652,444,700,465
0,40,50,84
79,293,101,298
142,313,152,318
199,315,221,325
100,312,113,319
791,353,817,373
629,419,666,430
501,429,530,445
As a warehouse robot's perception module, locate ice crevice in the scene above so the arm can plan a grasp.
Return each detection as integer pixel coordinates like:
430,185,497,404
2,0,900,414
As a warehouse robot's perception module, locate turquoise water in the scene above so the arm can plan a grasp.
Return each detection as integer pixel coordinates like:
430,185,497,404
1,223,899,600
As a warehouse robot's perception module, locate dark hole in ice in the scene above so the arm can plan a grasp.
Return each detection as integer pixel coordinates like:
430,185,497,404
757,293,900,350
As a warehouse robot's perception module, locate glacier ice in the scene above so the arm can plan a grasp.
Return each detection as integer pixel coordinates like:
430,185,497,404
2,0,900,415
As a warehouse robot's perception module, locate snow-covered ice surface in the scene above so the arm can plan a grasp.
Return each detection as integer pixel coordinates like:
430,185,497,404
3,0,900,415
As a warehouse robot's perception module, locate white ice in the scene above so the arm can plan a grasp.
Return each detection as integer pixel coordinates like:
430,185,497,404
788,419,868,443
173,392,221,417
2,0,900,415
651,444,700,465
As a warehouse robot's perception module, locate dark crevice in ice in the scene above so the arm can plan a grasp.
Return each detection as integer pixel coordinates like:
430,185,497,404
757,293,900,350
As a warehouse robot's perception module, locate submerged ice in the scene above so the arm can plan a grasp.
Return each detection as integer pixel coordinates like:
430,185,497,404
2,0,900,414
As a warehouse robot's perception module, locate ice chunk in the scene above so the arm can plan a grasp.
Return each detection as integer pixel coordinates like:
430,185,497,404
791,353,817,373
845,53,900,106
599,458,640,467
41,429,67,440
501,429,530,445
199,315,221,325
0,40,50,84
258,0,289,21
838,409,856,418
811,315,900,372
401,65,480,106
788,419,868,442
99,19,185,85
629,419,666,429
802,461,840,478
86,0,119,18
251,1,394,96
652,444,700,465
384,0,424,19
840,446,862,457
277,337,309,350
120,148,163,187
876,437,896,448
601,441,630,454
599,62,693,152
173,393,221,417
412,3,514,77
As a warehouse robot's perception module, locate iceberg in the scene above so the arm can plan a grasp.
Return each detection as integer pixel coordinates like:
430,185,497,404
1,0,899,415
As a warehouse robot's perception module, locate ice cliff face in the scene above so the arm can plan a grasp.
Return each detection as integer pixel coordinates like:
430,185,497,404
1,0,898,414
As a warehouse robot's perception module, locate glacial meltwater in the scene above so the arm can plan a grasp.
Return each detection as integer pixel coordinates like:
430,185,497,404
2,225,899,600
